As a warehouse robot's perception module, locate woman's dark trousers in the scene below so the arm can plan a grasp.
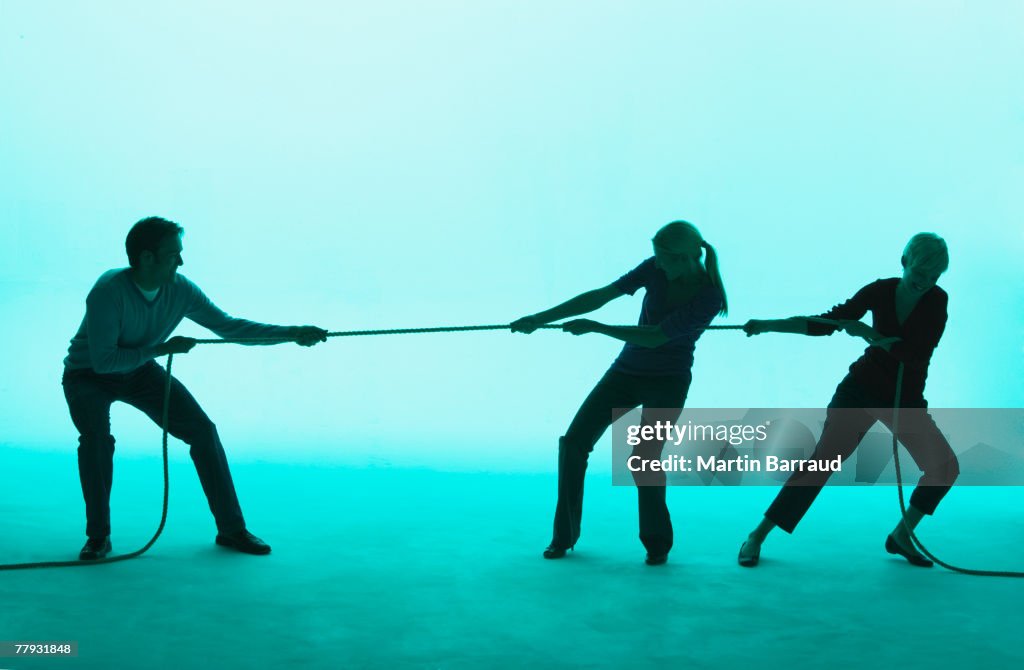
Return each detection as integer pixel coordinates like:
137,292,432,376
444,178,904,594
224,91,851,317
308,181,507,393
765,376,959,533
552,369,691,556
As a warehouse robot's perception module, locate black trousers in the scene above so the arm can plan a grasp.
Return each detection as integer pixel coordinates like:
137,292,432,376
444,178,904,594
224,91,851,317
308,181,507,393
552,368,691,555
62,361,246,539
765,374,960,533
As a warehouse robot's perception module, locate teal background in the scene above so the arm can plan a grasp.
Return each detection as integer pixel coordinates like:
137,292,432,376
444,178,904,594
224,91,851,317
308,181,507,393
2,2,1022,467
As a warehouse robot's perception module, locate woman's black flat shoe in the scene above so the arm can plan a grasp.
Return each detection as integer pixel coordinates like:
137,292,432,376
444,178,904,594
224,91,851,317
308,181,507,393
885,534,933,568
738,541,760,567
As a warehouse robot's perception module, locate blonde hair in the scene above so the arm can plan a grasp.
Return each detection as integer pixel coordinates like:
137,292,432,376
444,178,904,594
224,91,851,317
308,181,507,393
653,220,728,316
903,232,949,275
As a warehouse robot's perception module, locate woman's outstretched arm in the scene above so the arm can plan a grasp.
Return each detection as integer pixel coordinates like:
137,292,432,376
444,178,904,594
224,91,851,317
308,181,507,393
561,321,669,348
562,284,722,348
511,284,624,333
746,317,899,350
744,317,811,336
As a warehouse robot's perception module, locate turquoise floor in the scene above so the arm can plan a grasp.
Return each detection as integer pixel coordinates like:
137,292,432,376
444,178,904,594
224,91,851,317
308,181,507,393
1,446,1021,669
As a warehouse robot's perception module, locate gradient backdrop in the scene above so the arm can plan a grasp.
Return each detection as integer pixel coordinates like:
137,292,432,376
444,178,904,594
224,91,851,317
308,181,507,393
2,1,1022,472
3,4,1024,670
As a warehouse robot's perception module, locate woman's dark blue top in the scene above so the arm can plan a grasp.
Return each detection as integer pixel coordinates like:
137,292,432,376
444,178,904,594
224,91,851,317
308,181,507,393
608,257,723,377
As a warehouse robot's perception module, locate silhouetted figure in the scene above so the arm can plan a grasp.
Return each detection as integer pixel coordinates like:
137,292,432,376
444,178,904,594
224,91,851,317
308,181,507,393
512,221,727,565
63,217,328,560
737,233,959,568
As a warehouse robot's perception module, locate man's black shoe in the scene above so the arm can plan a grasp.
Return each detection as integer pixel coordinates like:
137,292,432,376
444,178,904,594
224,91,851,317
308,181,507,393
79,536,111,561
645,552,668,566
216,529,272,555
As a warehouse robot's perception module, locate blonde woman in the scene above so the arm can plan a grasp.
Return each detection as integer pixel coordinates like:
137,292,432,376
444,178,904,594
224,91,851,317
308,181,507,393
737,233,959,568
512,221,727,565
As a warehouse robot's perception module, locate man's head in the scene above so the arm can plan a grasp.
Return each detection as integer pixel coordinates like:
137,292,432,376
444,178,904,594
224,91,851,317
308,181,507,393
126,217,184,286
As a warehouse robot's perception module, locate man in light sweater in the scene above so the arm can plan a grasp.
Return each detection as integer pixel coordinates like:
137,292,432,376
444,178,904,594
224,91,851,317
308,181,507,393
63,216,328,560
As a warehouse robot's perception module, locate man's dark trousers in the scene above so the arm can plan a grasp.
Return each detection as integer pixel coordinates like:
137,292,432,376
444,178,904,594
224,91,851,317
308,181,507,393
62,361,246,539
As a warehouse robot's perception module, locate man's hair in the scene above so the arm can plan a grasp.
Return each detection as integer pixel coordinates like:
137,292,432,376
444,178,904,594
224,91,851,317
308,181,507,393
125,216,184,268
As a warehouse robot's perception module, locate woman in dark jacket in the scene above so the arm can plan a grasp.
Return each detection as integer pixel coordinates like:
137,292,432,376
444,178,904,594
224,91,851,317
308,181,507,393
737,232,958,568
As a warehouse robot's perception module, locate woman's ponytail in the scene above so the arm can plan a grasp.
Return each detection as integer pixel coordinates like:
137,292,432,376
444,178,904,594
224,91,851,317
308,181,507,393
701,240,728,316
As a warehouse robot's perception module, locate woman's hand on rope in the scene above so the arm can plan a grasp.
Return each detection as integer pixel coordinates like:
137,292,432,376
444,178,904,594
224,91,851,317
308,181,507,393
743,319,771,336
870,336,901,351
157,336,197,355
562,319,598,336
836,319,875,340
834,320,901,349
510,315,543,334
290,326,329,347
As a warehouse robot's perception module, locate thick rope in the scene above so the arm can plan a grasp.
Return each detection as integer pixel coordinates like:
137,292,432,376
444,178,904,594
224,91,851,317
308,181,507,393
0,356,175,570
189,323,744,346
0,322,743,570
891,363,1024,577
21,320,1021,576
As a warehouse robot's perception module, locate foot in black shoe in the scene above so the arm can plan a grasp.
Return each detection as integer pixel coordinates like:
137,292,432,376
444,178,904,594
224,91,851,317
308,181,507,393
645,552,668,566
543,543,569,559
885,534,932,568
79,536,111,561
738,540,760,567
216,529,271,555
